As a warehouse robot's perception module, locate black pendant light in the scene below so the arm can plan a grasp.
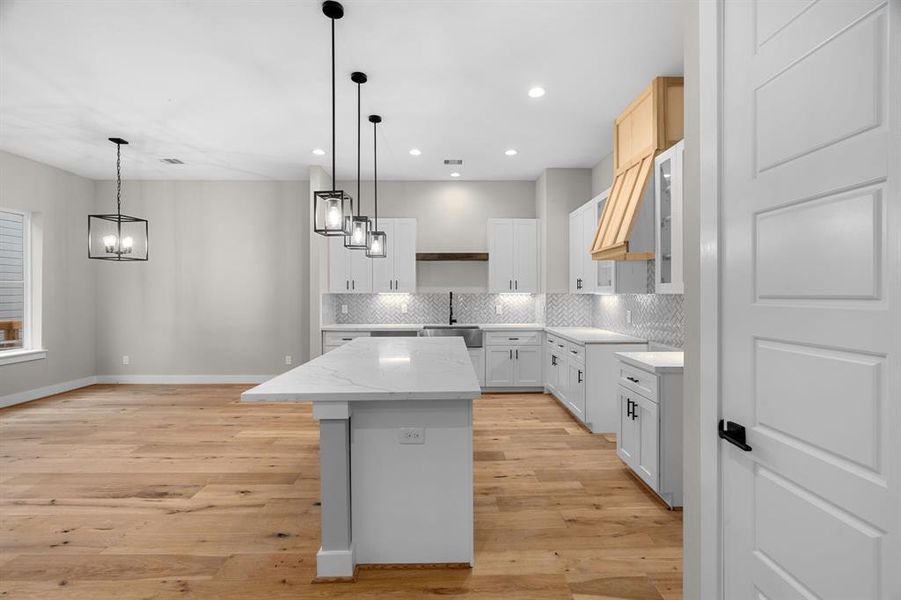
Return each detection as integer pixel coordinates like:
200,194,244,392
344,71,371,249
313,0,354,237
88,138,149,261
365,115,387,258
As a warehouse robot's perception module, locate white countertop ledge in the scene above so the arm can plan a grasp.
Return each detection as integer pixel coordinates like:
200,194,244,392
615,351,684,373
544,327,647,345
320,323,544,331
241,337,481,403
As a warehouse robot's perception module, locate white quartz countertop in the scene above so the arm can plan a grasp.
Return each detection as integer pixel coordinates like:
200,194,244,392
545,327,647,345
615,351,684,373
242,337,481,403
320,323,544,331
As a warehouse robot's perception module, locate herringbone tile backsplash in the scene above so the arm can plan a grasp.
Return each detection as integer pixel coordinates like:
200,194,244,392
322,287,683,347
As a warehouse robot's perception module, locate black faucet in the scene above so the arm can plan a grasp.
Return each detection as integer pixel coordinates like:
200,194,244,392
449,291,457,325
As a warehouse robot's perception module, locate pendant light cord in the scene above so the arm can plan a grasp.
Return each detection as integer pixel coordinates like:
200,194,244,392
356,81,361,215
373,119,378,229
116,142,122,219
330,17,336,188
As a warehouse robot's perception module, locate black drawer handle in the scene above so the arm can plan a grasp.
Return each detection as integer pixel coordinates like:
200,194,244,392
626,399,634,418
570,350,578,355
577,369,582,383
718,420,752,451
341,338,353,341
626,376,640,383
508,337,519,340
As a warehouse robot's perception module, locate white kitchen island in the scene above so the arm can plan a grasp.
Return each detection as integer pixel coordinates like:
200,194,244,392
241,337,481,581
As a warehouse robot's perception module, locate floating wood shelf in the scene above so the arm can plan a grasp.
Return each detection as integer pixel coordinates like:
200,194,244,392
416,252,489,262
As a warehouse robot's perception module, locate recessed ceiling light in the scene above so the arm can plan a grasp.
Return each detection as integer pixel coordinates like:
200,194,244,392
528,86,546,98
312,148,326,156
505,149,518,156
409,148,421,156
450,172,461,178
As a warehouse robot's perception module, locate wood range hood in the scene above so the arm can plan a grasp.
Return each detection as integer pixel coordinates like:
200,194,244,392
591,77,684,261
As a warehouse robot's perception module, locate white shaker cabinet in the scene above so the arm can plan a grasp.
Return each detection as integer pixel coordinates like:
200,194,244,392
488,219,538,293
569,189,646,295
329,236,373,293
615,356,682,508
654,140,684,294
371,218,417,293
483,330,542,388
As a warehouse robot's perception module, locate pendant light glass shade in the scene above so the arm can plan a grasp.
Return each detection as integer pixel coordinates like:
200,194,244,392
345,71,371,249
88,138,149,261
365,114,387,258
313,1,354,237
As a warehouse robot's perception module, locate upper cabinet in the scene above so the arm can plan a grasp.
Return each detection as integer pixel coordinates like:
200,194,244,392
592,77,684,261
329,236,373,293
329,217,417,293
371,218,417,293
488,219,538,293
654,140,684,294
571,189,646,295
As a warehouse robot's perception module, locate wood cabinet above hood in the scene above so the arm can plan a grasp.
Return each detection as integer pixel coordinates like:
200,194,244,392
591,77,683,261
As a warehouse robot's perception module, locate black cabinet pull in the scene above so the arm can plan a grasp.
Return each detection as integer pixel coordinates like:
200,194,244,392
626,376,640,384
396,279,399,289
346,280,349,290
577,369,582,383
509,349,512,360
626,399,633,418
515,349,519,360
508,337,519,341
551,355,557,366
719,420,752,451
509,280,512,290
389,280,393,290
352,279,355,290
515,279,518,290
570,349,578,355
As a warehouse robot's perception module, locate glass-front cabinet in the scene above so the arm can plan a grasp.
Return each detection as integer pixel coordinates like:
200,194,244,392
654,139,684,294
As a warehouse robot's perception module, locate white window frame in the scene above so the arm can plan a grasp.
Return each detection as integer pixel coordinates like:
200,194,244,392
0,208,45,366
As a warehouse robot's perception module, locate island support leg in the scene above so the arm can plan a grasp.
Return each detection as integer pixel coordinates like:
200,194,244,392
315,416,355,580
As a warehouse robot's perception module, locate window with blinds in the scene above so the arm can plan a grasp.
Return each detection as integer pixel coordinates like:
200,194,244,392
0,209,26,352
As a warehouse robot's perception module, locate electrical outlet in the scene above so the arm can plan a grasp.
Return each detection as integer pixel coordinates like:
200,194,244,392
285,355,292,365
122,355,130,366
401,303,408,314
398,427,425,445
495,303,503,315
341,304,348,314
626,310,632,324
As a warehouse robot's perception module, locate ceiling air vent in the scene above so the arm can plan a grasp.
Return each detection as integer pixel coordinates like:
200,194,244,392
160,158,184,164
443,159,463,165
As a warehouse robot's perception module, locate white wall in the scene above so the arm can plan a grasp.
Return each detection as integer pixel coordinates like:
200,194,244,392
0,151,96,398
535,169,592,293
336,180,535,292
93,180,309,377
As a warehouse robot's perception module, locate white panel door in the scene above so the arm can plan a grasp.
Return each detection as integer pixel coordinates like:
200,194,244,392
721,1,899,598
512,219,538,293
393,218,417,292
371,220,394,293
485,347,514,387
569,210,583,293
348,240,372,293
634,395,658,491
328,236,349,293
617,389,637,468
580,202,599,294
487,219,514,293
513,346,541,387
566,361,585,420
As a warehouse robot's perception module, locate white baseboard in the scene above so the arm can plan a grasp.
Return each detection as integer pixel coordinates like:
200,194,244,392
316,546,356,578
95,374,273,384
1,374,274,409
0,376,98,409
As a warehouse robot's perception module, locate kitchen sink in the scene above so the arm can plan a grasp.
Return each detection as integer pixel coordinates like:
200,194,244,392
418,325,483,348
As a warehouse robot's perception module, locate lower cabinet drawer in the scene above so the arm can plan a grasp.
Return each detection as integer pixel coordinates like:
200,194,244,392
618,363,658,402
323,331,371,346
485,331,541,346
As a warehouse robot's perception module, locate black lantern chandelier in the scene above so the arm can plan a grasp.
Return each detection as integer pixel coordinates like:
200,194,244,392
88,138,149,261
344,71,371,249
313,0,354,236
365,114,387,258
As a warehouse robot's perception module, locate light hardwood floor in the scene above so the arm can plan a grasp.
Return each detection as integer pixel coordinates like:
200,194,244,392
0,385,681,599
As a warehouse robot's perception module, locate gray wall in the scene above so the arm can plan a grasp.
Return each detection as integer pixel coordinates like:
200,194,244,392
591,152,615,196
337,179,536,293
93,180,309,377
535,169,592,293
0,151,97,396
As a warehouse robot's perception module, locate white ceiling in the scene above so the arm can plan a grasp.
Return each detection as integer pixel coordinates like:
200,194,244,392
0,0,683,181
